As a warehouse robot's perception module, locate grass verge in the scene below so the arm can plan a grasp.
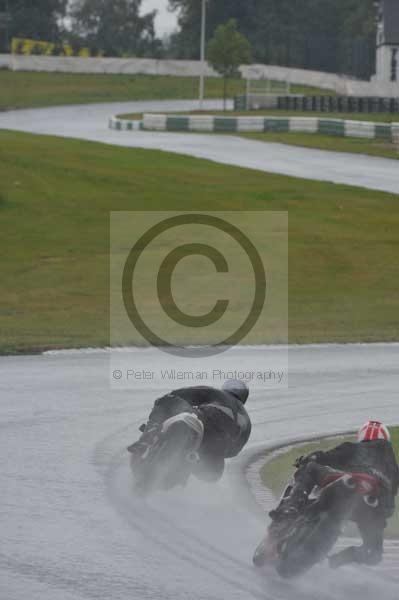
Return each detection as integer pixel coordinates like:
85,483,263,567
118,109,399,161
1,130,399,353
120,109,399,123
119,110,399,159
241,132,399,161
0,71,327,111
260,428,399,537
193,109,399,122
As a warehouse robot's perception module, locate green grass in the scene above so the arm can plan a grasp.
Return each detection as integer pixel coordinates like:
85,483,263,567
1,130,399,353
0,71,328,111
260,437,356,498
116,112,144,121
241,132,399,161
118,109,399,161
260,429,399,537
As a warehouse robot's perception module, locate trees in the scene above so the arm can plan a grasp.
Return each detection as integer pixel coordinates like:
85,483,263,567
70,0,161,57
207,19,251,110
2,1,67,50
169,0,258,59
335,0,376,79
169,0,378,79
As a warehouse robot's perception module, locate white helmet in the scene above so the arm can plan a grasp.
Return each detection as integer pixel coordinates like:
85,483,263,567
357,420,391,443
222,379,249,404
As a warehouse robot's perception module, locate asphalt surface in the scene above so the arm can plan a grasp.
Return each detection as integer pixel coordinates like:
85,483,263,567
1,344,398,600
0,100,398,194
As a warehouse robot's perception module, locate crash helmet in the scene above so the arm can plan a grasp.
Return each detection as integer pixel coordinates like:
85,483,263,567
222,379,249,404
357,420,391,443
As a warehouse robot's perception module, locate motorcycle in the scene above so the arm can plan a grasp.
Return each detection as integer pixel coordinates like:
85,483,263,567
127,412,204,495
253,468,385,578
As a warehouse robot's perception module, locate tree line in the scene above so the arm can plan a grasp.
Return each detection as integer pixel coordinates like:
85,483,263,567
0,1,161,58
0,0,377,79
169,0,377,79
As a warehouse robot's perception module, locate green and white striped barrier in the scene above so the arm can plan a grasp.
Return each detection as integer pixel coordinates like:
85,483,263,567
110,114,399,142
109,116,143,131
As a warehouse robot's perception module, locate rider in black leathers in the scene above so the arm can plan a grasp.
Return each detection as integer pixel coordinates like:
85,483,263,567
127,379,251,482
270,421,399,568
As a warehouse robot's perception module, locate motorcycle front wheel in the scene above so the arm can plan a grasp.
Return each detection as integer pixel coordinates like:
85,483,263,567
275,511,341,578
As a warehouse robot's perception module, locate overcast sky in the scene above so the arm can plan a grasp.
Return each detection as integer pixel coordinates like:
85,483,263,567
142,0,178,36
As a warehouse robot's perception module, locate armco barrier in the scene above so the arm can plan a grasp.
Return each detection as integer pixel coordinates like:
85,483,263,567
241,64,349,94
241,64,399,97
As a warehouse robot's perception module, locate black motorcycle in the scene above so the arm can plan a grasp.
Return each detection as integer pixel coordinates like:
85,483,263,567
253,469,384,578
128,412,204,495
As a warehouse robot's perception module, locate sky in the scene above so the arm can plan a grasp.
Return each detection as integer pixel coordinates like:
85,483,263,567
142,0,178,37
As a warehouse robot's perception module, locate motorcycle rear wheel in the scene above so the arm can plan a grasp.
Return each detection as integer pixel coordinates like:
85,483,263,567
132,421,195,495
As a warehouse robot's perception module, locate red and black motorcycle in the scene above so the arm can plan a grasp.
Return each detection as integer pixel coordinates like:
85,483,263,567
253,469,385,578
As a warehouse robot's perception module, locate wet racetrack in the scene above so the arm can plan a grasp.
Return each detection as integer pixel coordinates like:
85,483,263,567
0,100,398,194
1,344,398,599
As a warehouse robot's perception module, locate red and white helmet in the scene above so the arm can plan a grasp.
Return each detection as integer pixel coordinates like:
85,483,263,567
357,420,391,442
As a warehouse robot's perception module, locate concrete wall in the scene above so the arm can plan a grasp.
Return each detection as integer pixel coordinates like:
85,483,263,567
3,54,399,96
4,54,347,92
9,54,219,77
0,54,11,69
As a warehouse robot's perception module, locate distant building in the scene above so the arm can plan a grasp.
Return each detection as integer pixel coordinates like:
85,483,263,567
375,0,399,81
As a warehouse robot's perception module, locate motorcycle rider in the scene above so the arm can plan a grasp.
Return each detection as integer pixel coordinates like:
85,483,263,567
127,379,251,482
270,420,399,568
